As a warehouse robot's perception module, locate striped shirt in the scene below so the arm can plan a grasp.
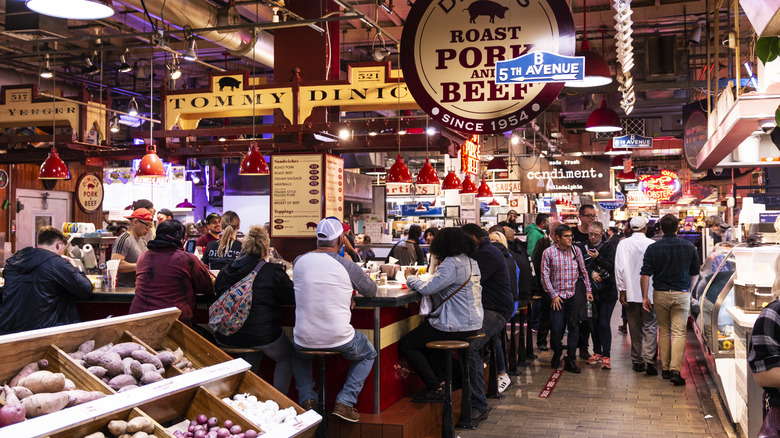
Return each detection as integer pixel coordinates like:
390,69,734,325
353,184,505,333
541,244,591,300
748,299,780,406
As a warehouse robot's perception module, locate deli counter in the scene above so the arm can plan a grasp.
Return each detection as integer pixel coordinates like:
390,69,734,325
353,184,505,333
693,244,780,437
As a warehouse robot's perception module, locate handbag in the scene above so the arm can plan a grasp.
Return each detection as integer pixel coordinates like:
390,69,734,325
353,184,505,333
759,407,780,438
208,260,265,336
419,259,472,318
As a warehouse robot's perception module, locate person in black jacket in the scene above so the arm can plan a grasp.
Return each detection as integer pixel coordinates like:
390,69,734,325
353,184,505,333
0,226,93,335
461,224,514,422
214,225,296,393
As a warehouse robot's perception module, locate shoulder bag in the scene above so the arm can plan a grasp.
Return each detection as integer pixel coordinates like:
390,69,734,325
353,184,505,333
208,260,265,336
419,259,472,318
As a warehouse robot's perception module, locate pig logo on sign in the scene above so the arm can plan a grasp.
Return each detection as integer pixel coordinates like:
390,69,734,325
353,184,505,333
464,0,509,23
218,77,241,92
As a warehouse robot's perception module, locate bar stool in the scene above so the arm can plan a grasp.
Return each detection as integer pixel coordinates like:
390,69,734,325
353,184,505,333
217,345,263,372
426,340,469,438
298,350,341,438
516,304,531,367
486,334,503,400
507,302,521,375
457,332,485,430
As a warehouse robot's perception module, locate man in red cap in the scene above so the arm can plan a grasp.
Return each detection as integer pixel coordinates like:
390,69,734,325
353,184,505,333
111,208,153,287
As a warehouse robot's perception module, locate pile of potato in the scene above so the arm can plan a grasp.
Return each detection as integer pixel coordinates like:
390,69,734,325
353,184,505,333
0,359,106,426
68,340,179,392
81,416,156,438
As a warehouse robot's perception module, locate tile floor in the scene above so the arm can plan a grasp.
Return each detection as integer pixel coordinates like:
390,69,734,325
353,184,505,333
456,313,739,438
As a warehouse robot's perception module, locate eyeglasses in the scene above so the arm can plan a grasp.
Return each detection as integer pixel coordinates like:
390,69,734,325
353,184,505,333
561,234,573,238
588,232,602,236
581,214,597,219
138,220,152,229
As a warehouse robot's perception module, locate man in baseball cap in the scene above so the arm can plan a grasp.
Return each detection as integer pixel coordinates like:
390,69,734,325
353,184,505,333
196,213,222,251
110,208,153,287
291,217,377,422
630,216,649,231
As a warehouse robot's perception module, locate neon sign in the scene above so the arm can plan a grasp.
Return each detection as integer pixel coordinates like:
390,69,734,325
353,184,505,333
461,135,481,176
638,170,681,201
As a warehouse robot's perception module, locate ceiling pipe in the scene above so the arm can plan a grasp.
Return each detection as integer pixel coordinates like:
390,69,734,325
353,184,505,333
115,0,275,67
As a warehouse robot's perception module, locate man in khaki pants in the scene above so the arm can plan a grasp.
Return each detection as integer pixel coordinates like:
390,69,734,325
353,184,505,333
640,214,699,386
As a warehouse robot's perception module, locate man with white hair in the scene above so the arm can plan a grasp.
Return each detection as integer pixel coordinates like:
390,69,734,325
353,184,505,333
291,217,378,422
615,216,658,375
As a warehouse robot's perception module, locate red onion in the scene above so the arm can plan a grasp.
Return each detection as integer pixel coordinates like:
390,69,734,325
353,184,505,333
207,417,219,428
197,414,208,425
216,427,230,437
244,430,258,438
223,419,233,429
229,425,242,434
193,430,206,438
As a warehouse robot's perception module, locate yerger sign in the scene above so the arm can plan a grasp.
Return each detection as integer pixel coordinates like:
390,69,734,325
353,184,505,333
401,0,576,134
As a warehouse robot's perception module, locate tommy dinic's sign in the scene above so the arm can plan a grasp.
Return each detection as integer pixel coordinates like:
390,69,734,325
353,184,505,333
163,63,417,130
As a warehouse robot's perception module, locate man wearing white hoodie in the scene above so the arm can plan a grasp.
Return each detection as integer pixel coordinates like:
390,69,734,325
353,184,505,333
615,216,658,375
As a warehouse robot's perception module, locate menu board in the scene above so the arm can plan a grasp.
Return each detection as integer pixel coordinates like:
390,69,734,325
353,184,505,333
324,154,344,221
271,154,325,238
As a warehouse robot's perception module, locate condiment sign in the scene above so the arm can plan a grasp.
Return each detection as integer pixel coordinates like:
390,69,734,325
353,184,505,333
400,0,576,134
271,154,343,238
75,172,104,214
638,169,681,201
494,156,612,194
461,135,481,175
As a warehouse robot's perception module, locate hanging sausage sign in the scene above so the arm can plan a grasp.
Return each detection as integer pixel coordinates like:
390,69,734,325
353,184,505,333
401,0,576,134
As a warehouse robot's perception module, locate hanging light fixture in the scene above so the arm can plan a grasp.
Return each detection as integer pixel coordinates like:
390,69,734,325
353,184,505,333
240,29,269,176
486,157,508,173
441,170,461,191
386,153,413,186
416,158,439,185
476,177,493,200
168,55,182,80
239,142,270,175
415,202,427,212
84,52,100,76
586,97,622,132
39,48,69,180
118,49,132,73
617,169,637,182
40,54,53,79
461,174,478,194
136,143,166,179
545,176,555,191
566,0,612,88
109,115,120,133
610,155,625,169
488,198,500,206
183,37,198,61
27,0,114,20
127,98,139,117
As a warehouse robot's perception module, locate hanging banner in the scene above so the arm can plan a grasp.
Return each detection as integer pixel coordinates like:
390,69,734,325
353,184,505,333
400,0,576,134
597,191,626,210
613,134,653,149
502,156,612,194
496,51,584,83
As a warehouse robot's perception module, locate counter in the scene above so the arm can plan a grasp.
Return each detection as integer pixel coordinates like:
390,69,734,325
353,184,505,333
725,306,764,438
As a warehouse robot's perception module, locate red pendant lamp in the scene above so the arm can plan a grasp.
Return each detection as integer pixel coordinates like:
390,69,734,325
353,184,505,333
488,198,500,206
239,142,270,175
416,158,440,185
39,146,70,179
461,174,478,194
415,202,427,212
441,170,461,191
135,144,166,179
386,153,413,186
486,157,508,173
610,155,625,169
476,178,493,200
617,169,637,182
566,0,612,88
586,98,622,132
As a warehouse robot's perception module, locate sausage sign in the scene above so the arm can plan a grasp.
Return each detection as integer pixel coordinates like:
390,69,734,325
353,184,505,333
401,0,576,134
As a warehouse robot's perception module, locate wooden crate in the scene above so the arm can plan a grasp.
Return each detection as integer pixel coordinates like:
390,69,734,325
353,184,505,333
49,407,173,438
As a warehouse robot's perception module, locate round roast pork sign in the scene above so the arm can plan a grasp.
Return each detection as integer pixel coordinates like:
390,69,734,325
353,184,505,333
401,0,575,134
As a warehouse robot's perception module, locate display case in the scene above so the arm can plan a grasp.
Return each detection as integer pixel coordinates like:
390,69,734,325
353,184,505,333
695,244,737,359
0,308,320,438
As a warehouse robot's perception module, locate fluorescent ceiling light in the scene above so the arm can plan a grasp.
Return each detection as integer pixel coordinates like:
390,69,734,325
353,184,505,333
27,0,114,19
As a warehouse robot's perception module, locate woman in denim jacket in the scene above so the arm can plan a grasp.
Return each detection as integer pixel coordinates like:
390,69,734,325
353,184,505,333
400,227,484,403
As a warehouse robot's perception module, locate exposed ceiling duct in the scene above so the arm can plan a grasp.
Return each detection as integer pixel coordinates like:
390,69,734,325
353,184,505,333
116,0,274,67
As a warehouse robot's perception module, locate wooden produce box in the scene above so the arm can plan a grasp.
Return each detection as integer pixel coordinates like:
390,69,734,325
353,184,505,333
49,407,171,438
0,308,319,438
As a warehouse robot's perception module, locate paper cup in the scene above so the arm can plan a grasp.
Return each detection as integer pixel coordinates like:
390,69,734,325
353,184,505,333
107,268,118,289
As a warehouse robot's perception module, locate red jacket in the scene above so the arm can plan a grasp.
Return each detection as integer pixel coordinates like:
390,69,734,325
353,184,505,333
130,245,214,324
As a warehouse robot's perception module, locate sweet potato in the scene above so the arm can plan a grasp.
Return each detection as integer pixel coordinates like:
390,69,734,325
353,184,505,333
122,357,134,376
22,392,70,417
63,378,76,391
172,348,184,364
126,416,154,433
130,361,144,379
155,351,176,367
18,371,66,394
107,419,128,435
74,359,87,368
131,432,149,438
11,386,33,400
9,359,48,387
84,351,123,377
87,366,107,378
2,385,19,405
63,390,106,407
139,371,163,385
111,342,145,358
0,403,26,427
139,364,157,375
129,350,162,369
69,351,86,360
107,374,136,391
94,343,113,353
117,385,138,393
77,340,95,353
83,432,105,438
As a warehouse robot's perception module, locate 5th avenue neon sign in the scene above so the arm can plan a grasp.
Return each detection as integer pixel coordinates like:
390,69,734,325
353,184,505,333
638,170,681,201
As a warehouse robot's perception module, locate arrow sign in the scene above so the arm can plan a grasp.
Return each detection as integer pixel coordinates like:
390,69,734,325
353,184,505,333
613,134,653,148
496,51,584,84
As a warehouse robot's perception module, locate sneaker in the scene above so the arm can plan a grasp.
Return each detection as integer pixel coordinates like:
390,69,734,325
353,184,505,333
586,354,602,365
332,401,360,423
601,357,611,369
563,362,581,374
661,370,671,380
632,363,646,373
645,364,658,376
669,370,686,386
537,345,549,352
471,407,491,422
302,399,318,412
497,374,512,394
579,351,591,360
411,387,444,403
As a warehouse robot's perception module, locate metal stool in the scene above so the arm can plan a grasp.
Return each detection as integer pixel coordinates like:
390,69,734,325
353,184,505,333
426,340,469,438
457,332,486,430
298,350,341,438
